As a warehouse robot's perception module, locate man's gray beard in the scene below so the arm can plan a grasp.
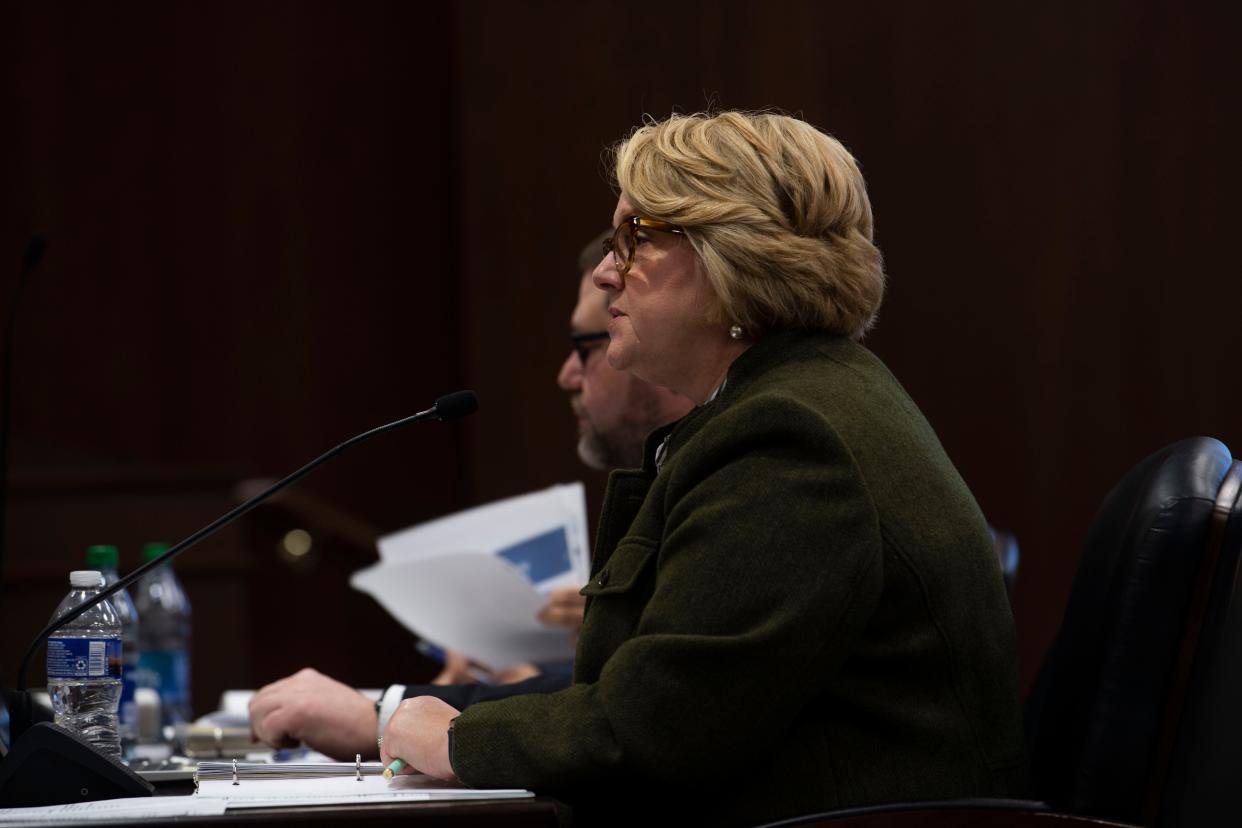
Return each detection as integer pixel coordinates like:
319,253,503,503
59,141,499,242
577,431,619,471
575,388,668,472
576,407,662,471
577,417,651,470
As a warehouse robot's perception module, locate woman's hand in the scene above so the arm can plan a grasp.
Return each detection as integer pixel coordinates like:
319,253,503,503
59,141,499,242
381,696,460,782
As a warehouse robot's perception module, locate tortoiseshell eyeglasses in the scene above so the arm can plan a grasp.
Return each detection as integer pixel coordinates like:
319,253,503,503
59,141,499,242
601,216,685,276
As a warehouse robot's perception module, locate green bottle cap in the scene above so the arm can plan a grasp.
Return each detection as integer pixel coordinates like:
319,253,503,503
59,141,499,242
142,542,171,563
85,544,119,568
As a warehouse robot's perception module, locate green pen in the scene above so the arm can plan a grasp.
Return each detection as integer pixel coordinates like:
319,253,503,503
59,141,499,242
382,758,406,780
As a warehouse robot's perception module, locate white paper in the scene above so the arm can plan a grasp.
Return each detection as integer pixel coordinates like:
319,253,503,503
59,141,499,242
195,773,532,808
0,795,227,823
352,552,574,669
352,483,590,669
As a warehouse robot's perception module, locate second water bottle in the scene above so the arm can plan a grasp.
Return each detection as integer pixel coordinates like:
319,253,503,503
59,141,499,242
133,542,193,726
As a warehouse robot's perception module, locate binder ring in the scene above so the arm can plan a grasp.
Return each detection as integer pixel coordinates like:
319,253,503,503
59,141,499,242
355,754,363,781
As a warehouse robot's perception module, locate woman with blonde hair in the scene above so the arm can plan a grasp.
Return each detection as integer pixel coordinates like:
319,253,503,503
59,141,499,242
383,111,1025,826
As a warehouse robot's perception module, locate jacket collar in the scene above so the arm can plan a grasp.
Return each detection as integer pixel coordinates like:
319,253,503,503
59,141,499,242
637,328,848,475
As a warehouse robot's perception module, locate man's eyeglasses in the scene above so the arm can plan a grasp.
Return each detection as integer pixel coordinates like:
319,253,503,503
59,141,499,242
601,216,685,276
570,331,609,367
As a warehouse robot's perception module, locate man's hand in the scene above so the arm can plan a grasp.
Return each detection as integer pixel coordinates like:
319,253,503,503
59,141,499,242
432,650,487,685
381,696,460,782
493,662,541,684
249,667,378,760
433,649,541,685
536,585,586,639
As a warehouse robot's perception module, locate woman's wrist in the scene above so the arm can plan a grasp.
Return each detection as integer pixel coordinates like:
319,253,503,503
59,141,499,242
376,684,407,742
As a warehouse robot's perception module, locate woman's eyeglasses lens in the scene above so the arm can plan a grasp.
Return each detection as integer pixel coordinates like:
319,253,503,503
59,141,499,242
601,217,683,277
614,223,634,274
602,222,635,275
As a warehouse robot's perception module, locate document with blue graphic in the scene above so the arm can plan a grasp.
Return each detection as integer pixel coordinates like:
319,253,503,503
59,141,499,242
350,483,589,670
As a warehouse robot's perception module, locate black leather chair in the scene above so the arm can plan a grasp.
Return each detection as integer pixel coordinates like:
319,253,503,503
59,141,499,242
1145,442,1242,827
1023,436,1242,824
759,436,1242,828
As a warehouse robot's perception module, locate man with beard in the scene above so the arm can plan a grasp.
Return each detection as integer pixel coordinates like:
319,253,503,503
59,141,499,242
249,233,693,760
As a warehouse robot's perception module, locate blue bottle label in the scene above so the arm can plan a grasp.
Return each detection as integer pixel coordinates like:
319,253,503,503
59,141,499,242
119,664,138,726
47,638,122,679
135,650,190,717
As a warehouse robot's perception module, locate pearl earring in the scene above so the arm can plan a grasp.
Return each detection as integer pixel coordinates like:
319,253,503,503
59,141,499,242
729,325,744,341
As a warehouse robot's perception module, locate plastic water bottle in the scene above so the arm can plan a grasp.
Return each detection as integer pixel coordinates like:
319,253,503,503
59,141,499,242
46,570,123,759
85,544,140,752
133,542,192,726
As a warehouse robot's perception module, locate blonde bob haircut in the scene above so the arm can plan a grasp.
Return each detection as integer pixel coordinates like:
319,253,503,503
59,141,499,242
610,111,885,340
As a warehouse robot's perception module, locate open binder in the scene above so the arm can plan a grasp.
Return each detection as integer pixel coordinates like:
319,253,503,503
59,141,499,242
196,759,385,782
194,759,534,808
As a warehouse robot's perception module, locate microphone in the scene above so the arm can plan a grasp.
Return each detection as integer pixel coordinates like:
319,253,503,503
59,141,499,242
432,389,478,421
0,390,478,806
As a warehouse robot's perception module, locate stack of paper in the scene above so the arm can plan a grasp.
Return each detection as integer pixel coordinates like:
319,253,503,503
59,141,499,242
351,483,589,670
0,797,227,823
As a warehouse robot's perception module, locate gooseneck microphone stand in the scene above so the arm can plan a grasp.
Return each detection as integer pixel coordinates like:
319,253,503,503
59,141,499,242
0,389,477,807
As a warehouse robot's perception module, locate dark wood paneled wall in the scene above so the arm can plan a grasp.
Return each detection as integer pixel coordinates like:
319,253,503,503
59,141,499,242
3,0,1240,706
0,1,465,703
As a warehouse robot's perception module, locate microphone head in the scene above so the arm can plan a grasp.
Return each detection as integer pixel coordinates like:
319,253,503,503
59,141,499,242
433,390,479,421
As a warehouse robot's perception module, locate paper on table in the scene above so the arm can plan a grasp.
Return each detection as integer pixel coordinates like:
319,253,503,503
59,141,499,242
0,795,226,823
195,773,533,808
352,552,573,669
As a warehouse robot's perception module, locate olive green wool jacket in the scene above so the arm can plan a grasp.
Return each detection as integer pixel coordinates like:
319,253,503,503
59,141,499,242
452,330,1025,826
